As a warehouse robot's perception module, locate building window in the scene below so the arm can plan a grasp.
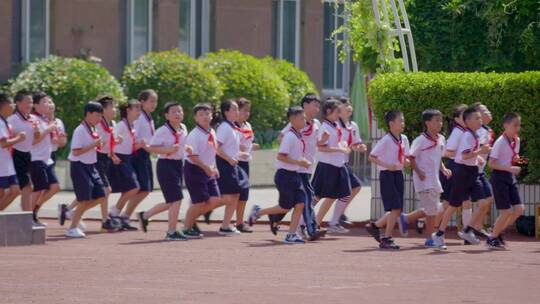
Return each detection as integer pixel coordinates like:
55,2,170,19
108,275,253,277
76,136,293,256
127,0,153,62
272,0,300,66
323,1,349,94
21,0,50,63
179,0,211,58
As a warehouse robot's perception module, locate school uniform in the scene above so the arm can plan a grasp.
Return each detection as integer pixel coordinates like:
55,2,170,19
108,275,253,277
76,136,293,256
311,119,352,199
440,125,465,201
150,122,187,203
109,119,139,193
275,128,306,210
68,121,105,201
370,133,410,211
474,125,494,201
340,119,362,189
133,111,155,192
449,128,485,207
237,121,255,201
410,133,445,216
50,118,65,164
0,117,19,188
489,135,522,210
8,111,36,188
95,118,116,188
29,114,58,191
215,120,249,195
184,125,220,204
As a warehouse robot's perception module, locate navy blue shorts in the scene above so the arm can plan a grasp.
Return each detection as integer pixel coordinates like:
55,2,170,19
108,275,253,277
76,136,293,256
184,161,220,204
379,170,404,211
312,162,352,199
238,161,250,201
490,170,522,210
109,153,139,193
472,173,493,202
30,161,59,192
216,156,249,195
13,149,31,188
70,161,105,201
157,158,184,203
448,163,483,207
0,175,18,189
440,159,455,201
345,163,361,189
133,149,154,192
96,152,111,188
274,169,306,210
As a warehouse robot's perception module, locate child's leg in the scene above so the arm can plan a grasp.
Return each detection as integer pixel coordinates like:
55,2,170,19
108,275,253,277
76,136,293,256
31,191,44,212
503,204,524,230
20,185,32,211
69,197,105,229
375,212,390,228
0,186,20,210
167,201,181,232
235,200,247,226
35,183,60,211
124,190,149,217
316,198,336,225
462,200,472,228
384,209,401,237
329,195,352,226
221,194,239,229
113,188,139,214
99,187,111,221
468,197,492,230
256,205,289,217
184,202,205,229
425,215,436,237
438,205,457,232
288,203,304,234
404,209,427,224
435,201,449,227
491,209,512,238
143,202,171,219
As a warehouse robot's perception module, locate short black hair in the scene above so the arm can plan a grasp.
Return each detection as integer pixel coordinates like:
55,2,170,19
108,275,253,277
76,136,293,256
14,89,31,103
422,109,442,130
0,93,13,108
287,106,304,119
163,101,181,114
503,112,520,124
322,99,340,118
236,97,251,109
119,99,140,119
384,109,403,127
138,89,157,102
96,95,115,109
451,104,468,120
193,103,213,115
32,91,48,104
462,106,479,121
338,96,351,105
84,101,104,115
300,93,321,108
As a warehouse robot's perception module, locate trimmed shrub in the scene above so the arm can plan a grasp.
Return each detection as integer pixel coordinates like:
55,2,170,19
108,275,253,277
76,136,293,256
201,50,290,131
263,57,319,106
121,50,223,128
369,71,540,182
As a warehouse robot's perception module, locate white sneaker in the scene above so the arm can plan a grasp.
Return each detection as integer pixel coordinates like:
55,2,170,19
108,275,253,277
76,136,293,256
458,230,480,245
65,228,86,238
431,232,447,250
328,224,350,234
65,209,74,220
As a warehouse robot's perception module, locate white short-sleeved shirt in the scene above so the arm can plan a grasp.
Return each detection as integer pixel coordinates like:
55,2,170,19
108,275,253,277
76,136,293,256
68,122,99,164
340,120,362,164
31,115,53,164
51,118,66,152
318,119,347,167
114,120,136,155
490,135,520,168
281,118,320,174
238,121,255,162
96,119,116,155
446,125,466,160
7,111,36,152
0,117,16,176
410,133,446,193
370,133,410,171
186,125,217,167
150,123,188,160
134,111,155,145
216,121,241,160
476,125,494,172
455,129,480,166
276,129,304,172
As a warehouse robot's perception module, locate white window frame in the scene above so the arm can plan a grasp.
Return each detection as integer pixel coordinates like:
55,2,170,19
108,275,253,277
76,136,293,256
274,0,301,67
126,0,153,63
323,0,350,97
179,0,211,58
21,0,50,63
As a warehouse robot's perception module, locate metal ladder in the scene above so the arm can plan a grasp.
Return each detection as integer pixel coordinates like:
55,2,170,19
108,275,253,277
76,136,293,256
371,0,418,72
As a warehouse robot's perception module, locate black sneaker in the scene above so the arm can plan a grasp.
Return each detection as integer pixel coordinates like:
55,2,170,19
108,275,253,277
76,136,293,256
58,204,68,226
120,217,138,231
486,237,504,250
308,230,327,241
183,227,203,239
193,223,202,234
236,223,253,233
379,237,400,250
471,227,490,239
339,214,352,226
464,240,472,245
101,219,120,233
165,231,188,241
137,211,149,233
269,220,280,236
203,211,212,224
110,216,122,230
365,222,381,243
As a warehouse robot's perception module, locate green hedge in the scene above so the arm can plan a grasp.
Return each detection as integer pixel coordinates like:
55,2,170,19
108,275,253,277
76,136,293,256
369,71,540,182
121,50,223,128
202,50,290,131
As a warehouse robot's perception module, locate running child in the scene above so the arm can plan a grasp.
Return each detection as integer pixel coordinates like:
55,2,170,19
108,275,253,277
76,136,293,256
48,100,67,164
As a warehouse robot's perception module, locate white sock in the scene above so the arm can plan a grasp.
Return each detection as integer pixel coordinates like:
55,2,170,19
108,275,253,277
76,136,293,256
66,209,74,220
330,199,349,226
462,208,472,228
109,206,120,217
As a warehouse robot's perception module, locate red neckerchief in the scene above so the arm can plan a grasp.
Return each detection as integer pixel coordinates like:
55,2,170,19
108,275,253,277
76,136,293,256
323,119,342,142
467,128,479,151
123,119,136,153
197,124,215,150
290,127,305,153
505,134,519,159
339,119,353,146
235,121,254,140
420,132,439,151
82,120,101,151
302,120,314,137
99,118,115,154
389,133,404,164
142,111,155,135
1,116,13,156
